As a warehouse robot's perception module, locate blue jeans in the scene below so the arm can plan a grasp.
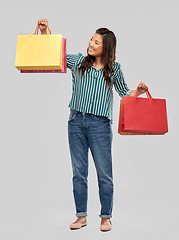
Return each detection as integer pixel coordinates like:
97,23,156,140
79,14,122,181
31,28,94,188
68,109,113,218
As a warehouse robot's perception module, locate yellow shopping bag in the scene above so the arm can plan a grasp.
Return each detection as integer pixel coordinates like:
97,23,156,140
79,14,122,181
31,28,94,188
15,25,63,70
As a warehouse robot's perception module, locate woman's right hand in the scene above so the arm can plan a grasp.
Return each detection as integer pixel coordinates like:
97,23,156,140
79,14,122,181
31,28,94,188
38,19,49,34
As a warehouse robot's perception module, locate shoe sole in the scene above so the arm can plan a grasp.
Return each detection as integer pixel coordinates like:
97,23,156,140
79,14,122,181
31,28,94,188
70,224,87,230
100,228,112,232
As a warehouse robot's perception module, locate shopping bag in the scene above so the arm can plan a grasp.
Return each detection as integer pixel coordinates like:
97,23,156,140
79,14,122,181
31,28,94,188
15,24,63,70
118,87,168,135
20,38,67,73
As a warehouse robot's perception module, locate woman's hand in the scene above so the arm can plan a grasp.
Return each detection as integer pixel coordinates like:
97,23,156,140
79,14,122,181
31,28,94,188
129,82,148,97
38,19,49,34
137,82,148,95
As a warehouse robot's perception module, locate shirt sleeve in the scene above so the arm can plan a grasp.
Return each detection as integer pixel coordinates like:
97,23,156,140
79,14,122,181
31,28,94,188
113,62,131,98
67,53,84,70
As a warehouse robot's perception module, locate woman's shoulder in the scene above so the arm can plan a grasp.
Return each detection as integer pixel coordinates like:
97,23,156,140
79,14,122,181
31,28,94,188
67,53,85,69
67,53,84,60
113,61,121,70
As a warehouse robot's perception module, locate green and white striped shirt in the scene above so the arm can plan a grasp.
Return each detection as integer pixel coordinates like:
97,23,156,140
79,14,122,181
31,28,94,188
67,53,131,123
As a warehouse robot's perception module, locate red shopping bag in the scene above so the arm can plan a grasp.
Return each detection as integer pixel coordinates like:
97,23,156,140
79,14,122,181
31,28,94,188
118,87,168,135
20,24,67,73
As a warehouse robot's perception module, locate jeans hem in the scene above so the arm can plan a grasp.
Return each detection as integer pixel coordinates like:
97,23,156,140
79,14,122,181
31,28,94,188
99,214,112,218
76,212,87,217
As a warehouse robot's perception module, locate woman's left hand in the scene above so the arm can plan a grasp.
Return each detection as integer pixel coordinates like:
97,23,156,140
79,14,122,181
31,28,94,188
129,82,148,97
137,82,148,96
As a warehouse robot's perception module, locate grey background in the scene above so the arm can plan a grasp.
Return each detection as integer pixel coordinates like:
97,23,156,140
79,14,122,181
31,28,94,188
0,0,179,239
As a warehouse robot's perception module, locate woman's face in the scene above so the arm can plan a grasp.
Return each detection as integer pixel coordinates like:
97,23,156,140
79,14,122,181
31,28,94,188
88,33,103,58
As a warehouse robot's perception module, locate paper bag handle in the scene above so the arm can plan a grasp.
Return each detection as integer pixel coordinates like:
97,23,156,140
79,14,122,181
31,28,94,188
30,23,51,36
135,86,152,98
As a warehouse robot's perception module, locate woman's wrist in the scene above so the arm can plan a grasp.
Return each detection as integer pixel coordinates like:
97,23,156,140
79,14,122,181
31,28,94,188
129,90,137,97
41,29,47,34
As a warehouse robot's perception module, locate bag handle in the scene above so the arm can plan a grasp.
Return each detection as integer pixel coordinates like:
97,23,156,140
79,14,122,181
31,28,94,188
30,23,51,36
135,86,152,98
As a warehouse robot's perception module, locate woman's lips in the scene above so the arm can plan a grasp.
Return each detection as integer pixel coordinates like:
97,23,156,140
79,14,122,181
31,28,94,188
89,47,94,52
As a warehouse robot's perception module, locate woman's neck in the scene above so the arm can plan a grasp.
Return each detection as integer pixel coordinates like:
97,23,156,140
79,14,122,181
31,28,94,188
94,56,103,65
93,57,104,70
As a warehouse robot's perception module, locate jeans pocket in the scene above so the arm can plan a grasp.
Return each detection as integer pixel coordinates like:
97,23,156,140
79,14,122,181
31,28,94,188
92,115,109,123
68,109,77,122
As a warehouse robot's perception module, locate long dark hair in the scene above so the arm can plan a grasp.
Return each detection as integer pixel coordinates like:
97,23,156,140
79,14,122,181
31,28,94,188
76,28,117,90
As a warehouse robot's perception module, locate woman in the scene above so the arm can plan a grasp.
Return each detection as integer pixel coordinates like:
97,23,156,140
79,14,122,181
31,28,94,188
38,19,148,232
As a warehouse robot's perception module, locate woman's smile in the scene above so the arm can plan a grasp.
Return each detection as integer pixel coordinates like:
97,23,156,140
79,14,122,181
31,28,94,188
89,46,95,52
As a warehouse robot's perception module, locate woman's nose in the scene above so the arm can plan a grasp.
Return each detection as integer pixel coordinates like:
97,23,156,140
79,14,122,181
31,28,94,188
89,40,93,46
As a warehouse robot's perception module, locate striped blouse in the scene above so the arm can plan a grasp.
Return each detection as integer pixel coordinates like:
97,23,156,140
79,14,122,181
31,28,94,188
67,53,131,123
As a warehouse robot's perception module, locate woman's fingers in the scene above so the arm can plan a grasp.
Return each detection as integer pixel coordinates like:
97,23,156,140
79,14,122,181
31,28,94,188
139,81,148,90
38,19,49,32
38,19,48,26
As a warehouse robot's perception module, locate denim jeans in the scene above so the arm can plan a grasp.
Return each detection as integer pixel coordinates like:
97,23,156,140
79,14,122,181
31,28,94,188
68,109,114,218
